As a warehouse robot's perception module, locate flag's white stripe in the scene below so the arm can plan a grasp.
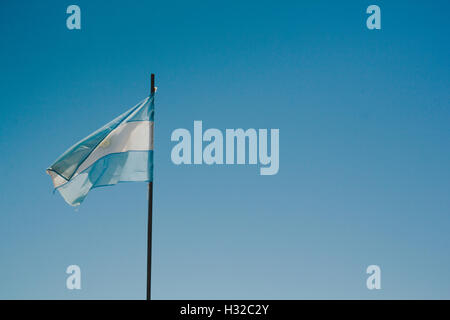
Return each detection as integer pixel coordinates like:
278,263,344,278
76,120,153,176
50,120,153,188
47,170,67,188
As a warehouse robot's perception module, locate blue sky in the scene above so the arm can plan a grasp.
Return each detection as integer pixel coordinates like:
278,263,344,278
0,0,449,299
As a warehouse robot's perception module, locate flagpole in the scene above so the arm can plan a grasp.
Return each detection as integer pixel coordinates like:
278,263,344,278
147,73,155,300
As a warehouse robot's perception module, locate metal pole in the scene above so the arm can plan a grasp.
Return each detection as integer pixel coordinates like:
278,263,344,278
146,74,155,300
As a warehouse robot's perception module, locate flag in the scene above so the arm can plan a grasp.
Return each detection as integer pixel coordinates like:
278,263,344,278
46,95,154,206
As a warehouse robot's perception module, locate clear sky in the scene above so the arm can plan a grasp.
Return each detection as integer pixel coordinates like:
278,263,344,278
0,0,449,299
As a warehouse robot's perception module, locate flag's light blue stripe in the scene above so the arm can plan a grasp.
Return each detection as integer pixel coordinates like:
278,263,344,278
56,150,153,206
126,97,154,122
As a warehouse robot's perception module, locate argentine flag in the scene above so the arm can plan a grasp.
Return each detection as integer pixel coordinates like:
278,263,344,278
47,95,154,206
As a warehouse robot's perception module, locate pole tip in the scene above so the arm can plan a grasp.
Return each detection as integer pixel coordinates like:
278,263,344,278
151,74,155,94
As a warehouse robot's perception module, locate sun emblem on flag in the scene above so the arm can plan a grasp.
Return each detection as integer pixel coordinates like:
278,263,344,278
99,136,111,148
